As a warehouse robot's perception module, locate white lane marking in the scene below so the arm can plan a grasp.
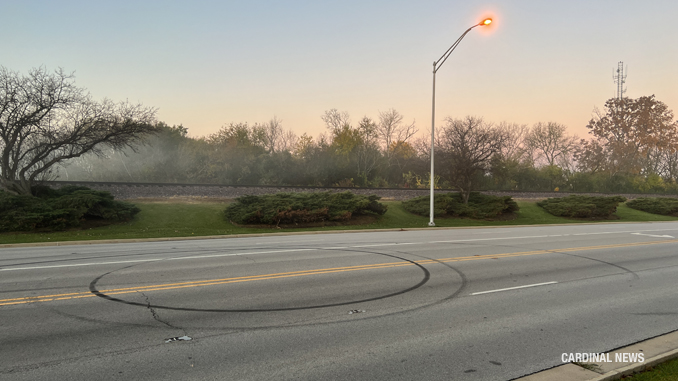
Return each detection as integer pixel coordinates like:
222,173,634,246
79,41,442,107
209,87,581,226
429,228,677,244
170,248,316,260
571,228,678,236
471,281,558,296
430,235,550,244
0,249,317,271
1,259,165,271
255,239,324,245
352,243,401,248
4,227,678,272
631,233,675,238
1,236,556,271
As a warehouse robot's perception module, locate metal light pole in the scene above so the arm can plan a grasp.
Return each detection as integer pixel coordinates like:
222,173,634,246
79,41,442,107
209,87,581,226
429,18,492,227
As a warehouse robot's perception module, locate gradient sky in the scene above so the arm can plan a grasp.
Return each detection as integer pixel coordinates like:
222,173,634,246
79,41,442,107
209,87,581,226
2,1,676,140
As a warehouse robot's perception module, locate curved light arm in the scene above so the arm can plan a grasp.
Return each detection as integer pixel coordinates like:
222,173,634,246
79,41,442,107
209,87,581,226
434,18,491,73
433,25,479,73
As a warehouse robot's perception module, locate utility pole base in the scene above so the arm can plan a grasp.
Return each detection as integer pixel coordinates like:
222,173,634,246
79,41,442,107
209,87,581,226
428,222,436,227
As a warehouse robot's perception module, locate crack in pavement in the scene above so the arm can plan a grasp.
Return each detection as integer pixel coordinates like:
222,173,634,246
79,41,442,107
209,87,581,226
238,253,257,264
138,291,186,333
137,291,197,366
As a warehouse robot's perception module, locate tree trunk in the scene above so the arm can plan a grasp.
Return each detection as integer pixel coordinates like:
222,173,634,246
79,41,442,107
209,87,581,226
0,178,33,195
458,183,471,204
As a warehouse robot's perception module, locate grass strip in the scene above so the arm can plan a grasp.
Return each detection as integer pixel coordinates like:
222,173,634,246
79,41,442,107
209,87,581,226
621,356,678,380
1,201,677,245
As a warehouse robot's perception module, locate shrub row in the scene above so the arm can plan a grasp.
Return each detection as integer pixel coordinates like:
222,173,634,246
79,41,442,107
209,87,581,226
0,186,140,232
537,195,626,219
223,191,388,225
626,197,678,216
402,192,519,219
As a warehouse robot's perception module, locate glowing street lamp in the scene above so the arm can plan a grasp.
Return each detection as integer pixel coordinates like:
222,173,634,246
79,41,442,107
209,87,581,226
428,18,492,227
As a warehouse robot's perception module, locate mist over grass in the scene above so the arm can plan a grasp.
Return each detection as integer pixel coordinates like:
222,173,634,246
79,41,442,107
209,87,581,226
58,97,678,197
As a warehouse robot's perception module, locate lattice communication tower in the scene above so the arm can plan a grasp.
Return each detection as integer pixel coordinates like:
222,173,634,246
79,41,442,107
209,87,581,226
613,61,627,99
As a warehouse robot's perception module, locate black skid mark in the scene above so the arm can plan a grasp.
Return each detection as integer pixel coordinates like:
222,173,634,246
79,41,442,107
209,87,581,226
85,246,470,331
548,250,640,280
89,249,431,313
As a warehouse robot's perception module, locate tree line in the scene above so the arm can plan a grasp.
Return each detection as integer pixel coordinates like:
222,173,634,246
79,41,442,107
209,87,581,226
2,67,678,200
59,96,678,199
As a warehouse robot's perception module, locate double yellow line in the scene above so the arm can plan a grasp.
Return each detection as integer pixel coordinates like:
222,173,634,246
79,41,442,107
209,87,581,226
2,238,676,307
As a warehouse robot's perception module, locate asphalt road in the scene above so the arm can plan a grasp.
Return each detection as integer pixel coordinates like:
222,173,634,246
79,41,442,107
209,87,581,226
2,222,678,380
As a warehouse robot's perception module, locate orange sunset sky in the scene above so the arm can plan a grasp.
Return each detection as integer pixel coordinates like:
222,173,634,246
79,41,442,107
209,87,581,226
2,1,676,140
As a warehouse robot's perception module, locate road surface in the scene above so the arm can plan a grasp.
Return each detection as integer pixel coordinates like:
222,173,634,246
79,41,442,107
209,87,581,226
2,222,678,380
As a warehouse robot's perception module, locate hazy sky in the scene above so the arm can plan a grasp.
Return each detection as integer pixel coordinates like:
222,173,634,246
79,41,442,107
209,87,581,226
2,1,676,139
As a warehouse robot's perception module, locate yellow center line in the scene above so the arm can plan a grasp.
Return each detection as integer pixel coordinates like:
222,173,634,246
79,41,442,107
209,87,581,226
2,238,677,307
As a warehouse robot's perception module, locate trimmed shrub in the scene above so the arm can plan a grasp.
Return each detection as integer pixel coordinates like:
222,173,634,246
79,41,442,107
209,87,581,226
402,192,519,219
537,195,627,219
0,186,140,232
626,197,678,216
223,191,388,225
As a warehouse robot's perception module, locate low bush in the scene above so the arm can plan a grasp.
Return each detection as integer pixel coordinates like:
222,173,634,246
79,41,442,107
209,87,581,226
537,195,627,219
626,197,678,216
402,192,519,219
0,186,140,232
223,191,388,226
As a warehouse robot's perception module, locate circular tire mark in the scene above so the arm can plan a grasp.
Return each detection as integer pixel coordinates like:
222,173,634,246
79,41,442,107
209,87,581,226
548,250,640,280
89,250,431,313
397,251,470,305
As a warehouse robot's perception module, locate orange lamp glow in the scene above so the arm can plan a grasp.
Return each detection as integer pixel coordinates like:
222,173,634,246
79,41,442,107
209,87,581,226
481,18,492,26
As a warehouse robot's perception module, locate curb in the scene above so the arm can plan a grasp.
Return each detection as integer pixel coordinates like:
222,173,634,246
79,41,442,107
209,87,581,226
515,330,678,380
2,220,676,249
590,347,678,380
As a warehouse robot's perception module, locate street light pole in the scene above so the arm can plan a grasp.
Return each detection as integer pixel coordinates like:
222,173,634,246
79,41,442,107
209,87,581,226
429,18,492,227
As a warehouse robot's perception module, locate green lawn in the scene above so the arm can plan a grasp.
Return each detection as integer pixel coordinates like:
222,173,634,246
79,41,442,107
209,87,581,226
3,198,677,379
616,203,678,221
2,200,677,245
621,357,678,381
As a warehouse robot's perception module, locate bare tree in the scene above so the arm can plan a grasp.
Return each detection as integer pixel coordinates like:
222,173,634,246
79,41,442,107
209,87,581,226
354,116,382,183
321,109,351,134
0,67,157,195
439,116,507,203
660,148,678,182
278,129,298,153
256,116,281,153
526,122,577,166
255,116,297,153
496,121,529,162
376,108,417,156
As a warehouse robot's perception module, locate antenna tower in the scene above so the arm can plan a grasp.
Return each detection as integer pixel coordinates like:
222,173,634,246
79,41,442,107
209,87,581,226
613,61,627,99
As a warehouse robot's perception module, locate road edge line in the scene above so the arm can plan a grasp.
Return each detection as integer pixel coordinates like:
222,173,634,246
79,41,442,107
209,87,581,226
3,220,677,248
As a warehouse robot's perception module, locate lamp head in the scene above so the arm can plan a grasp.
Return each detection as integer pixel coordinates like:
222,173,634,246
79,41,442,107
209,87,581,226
480,18,492,26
